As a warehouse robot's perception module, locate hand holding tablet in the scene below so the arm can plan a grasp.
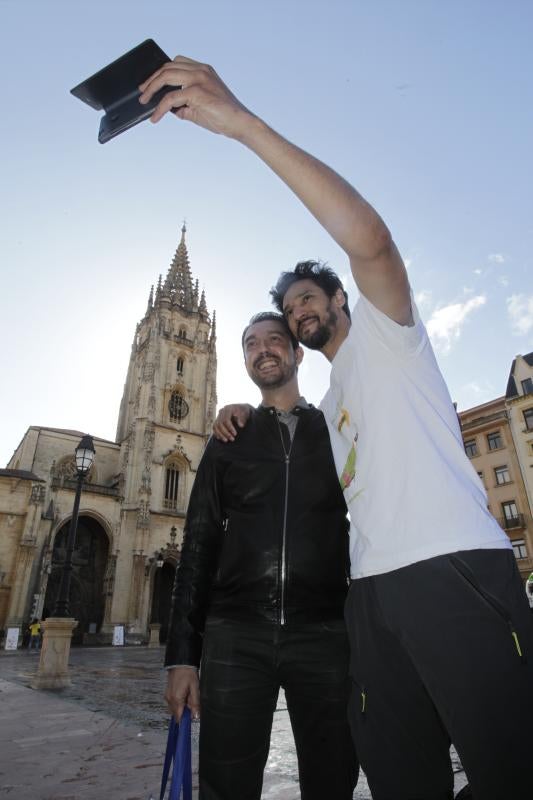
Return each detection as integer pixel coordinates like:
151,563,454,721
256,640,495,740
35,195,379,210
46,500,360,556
71,39,179,143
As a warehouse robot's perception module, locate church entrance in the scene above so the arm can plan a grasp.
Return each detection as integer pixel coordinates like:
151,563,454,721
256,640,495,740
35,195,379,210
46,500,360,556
43,516,109,644
150,562,176,643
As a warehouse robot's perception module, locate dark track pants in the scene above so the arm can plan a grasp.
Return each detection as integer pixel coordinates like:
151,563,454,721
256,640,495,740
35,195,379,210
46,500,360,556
198,618,358,800
345,549,533,800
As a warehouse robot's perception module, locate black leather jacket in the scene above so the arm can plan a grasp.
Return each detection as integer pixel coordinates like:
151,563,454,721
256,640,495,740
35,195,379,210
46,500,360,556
164,405,350,667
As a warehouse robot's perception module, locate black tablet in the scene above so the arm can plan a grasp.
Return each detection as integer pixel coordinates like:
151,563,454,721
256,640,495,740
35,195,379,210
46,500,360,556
71,39,176,143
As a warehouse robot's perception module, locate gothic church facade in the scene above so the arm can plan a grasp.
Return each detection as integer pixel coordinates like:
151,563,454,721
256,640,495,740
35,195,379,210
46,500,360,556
0,227,216,644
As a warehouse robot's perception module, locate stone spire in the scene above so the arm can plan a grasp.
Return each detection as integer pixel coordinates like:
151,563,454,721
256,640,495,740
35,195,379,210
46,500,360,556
209,310,217,348
199,288,208,317
163,224,194,310
155,274,162,305
145,285,154,316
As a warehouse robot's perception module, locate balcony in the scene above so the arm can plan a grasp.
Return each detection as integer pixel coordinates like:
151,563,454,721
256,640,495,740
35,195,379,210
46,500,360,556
500,513,525,530
173,335,195,348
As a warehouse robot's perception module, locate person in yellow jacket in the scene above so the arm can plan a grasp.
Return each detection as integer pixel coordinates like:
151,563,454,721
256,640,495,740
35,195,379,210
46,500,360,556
28,618,41,650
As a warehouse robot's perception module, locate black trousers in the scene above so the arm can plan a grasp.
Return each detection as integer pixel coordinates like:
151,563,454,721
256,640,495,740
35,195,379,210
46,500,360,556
345,549,533,800
198,618,358,800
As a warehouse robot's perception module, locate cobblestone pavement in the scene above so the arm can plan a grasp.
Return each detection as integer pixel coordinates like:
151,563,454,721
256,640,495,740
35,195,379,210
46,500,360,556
0,645,467,798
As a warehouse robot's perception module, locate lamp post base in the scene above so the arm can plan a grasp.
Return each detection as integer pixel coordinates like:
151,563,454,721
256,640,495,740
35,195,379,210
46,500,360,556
148,623,162,647
31,617,78,690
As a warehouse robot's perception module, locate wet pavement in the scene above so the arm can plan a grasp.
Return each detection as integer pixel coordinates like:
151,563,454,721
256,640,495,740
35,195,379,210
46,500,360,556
0,645,467,798
1,646,173,732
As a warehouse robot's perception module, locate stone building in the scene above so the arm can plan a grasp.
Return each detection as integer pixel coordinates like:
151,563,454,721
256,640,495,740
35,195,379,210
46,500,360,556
505,352,533,516
459,393,533,583
0,226,217,644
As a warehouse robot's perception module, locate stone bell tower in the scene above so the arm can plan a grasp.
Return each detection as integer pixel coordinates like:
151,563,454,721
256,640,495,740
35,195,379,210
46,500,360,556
111,224,217,636
116,224,217,454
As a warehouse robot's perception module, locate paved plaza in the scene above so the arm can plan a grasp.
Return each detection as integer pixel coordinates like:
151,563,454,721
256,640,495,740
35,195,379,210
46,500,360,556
0,645,467,799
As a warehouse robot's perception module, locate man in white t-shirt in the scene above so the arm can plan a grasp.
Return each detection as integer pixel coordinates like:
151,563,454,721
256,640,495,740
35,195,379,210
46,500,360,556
140,56,533,800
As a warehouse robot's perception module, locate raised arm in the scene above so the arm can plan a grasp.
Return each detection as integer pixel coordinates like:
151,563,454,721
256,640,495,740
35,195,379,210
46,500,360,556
139,57,412,325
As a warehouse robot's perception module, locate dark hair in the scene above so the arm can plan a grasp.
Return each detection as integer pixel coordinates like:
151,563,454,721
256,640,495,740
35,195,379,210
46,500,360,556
241,311,299,351
270,260,351,320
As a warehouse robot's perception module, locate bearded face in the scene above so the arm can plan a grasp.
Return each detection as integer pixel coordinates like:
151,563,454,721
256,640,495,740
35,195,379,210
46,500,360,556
296,305,337,350
243,320,301,390
282,280,343,353
248,350,298,389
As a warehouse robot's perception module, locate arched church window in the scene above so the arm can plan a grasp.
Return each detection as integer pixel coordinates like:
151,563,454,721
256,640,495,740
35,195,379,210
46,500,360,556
169,391,189,422
164,463,180,510
177,357,184,375
178,327,187,340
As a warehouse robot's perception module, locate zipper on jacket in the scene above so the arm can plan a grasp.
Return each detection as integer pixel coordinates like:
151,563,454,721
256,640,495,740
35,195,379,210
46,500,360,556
280,452,290,625
274,411,294,627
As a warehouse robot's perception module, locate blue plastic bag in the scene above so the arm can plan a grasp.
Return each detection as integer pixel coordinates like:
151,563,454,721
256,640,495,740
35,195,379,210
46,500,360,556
159,708,192,800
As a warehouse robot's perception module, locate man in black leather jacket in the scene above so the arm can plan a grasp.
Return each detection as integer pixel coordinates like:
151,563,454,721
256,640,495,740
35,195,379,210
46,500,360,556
164,312,358,800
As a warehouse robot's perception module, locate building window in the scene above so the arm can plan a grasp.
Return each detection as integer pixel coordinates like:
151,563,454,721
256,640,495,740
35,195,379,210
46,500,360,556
523,408,533,431
494,465,511,485
169,391,189,422
177,357,184,375
164,464,180,510
487,431,503,451
464,439,478,458
501,501,520,529
521,378,533,395
512,538,528,560
178,327,187,340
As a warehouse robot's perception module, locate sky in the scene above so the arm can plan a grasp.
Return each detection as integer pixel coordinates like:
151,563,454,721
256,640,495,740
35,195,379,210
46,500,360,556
1,0,532,467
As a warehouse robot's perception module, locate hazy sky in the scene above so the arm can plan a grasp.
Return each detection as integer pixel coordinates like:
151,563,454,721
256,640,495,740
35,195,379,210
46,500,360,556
1,0,532,466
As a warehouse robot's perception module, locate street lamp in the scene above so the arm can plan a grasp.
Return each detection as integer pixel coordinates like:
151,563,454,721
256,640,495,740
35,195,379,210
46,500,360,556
53,435,95,617
32,434,96,690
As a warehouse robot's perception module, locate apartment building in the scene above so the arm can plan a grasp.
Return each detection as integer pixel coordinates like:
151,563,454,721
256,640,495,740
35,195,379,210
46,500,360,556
460,392,533,583
505,353,533,515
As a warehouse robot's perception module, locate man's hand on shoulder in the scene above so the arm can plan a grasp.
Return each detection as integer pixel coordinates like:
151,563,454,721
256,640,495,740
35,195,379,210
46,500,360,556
213,403,253,442
165,666,200,722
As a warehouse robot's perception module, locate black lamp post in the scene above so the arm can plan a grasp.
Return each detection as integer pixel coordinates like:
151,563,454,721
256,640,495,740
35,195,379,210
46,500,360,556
53,435,95,618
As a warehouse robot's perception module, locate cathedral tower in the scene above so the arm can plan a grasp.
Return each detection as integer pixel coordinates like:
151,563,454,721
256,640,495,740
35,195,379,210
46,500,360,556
1,226,216,644
113,225,217,637
116,224,216,449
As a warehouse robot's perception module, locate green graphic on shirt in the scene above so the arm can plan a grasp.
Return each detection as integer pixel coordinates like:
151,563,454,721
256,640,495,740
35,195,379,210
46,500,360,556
340,439,357,490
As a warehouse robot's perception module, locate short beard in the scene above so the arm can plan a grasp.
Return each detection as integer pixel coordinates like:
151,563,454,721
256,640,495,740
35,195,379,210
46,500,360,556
250,359,297,390
298,309,336,350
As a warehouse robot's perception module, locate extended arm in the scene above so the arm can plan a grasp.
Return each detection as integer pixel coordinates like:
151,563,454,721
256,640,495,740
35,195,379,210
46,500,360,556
139,57,411,324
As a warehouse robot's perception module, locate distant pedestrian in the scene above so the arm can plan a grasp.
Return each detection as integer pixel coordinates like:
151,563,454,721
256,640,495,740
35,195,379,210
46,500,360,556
28,618,41,650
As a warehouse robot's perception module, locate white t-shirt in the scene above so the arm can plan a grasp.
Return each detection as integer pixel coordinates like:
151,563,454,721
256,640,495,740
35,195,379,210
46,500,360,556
320,292,510,580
